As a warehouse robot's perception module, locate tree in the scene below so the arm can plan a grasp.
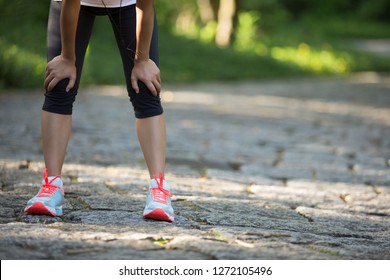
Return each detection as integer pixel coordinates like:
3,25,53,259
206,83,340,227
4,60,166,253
197,0,237,47
215,0,236,47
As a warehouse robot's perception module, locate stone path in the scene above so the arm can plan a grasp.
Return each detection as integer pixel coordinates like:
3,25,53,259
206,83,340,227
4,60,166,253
1,73,390,259
350,39,390,57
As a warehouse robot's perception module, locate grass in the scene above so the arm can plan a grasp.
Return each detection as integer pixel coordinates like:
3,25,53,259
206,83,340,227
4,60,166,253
1,7,390,90
159,30,310,82
253,16,390,75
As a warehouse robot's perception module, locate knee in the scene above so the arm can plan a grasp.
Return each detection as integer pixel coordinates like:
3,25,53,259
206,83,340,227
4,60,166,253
128,83,163,119
42,79,78,115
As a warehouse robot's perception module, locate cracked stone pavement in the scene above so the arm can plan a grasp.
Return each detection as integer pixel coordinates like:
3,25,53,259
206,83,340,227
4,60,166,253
1,73,390,259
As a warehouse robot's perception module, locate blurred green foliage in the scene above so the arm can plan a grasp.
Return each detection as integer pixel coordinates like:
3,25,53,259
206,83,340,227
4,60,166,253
1,0,390,89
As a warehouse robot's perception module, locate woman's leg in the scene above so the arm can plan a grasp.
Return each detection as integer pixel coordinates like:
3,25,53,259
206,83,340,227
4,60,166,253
42,2,95,176
41,112,72,176
109,5,165,179
110,5,173,222
136,114,166,178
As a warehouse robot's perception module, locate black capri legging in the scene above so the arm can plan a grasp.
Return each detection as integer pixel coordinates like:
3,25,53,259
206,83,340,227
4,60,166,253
43,1,163,118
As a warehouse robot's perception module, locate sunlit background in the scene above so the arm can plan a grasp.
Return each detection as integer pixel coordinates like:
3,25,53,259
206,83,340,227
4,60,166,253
1,0,390,89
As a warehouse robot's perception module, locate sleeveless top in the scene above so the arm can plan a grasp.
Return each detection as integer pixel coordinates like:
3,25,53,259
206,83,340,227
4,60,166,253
53,0,136,8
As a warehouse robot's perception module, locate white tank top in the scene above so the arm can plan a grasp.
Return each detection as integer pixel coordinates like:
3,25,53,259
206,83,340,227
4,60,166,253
54,0,136,8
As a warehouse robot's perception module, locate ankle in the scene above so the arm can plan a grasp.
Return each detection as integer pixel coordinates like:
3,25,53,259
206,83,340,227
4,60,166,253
43,176,63,187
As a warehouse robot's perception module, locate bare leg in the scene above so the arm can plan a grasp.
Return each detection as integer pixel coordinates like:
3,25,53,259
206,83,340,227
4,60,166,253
41,111,72,176
136,114,166,179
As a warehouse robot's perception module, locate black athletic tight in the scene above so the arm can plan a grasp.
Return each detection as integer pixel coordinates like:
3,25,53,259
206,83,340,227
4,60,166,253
43,1,163,118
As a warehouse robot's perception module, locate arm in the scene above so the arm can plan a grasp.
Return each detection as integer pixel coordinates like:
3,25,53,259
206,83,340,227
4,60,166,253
131,0,161,96
45,0,80,92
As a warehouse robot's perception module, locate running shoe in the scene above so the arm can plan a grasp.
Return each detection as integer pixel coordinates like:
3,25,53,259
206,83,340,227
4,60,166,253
24,168,64,216
143,173,174,222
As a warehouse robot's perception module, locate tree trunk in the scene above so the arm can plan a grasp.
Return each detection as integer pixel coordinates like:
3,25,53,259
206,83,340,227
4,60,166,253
215,0,236,47
197,0,216,24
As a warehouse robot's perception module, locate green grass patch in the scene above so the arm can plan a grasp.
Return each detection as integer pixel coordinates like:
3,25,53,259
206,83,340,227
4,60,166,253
0,38,46,89
255,16,390,75
159,30,310,83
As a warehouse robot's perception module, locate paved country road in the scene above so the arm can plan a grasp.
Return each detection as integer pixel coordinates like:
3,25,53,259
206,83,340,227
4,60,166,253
1,73,390,259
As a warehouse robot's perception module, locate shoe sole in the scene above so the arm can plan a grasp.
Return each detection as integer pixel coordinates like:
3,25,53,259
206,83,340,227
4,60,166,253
24,202,62,216
143,208,174,222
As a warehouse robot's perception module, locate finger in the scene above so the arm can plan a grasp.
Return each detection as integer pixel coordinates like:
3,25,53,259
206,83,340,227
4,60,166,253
152,80,161,95
45,63,53,74
146,82,157,96
131,75,139,94
44,74,53,91
66,77,76,92
47,77,60,92
44,70,57,87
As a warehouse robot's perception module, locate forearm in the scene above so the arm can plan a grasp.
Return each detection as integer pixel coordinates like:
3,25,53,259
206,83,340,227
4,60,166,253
135,0,155,62
60,0,80,61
